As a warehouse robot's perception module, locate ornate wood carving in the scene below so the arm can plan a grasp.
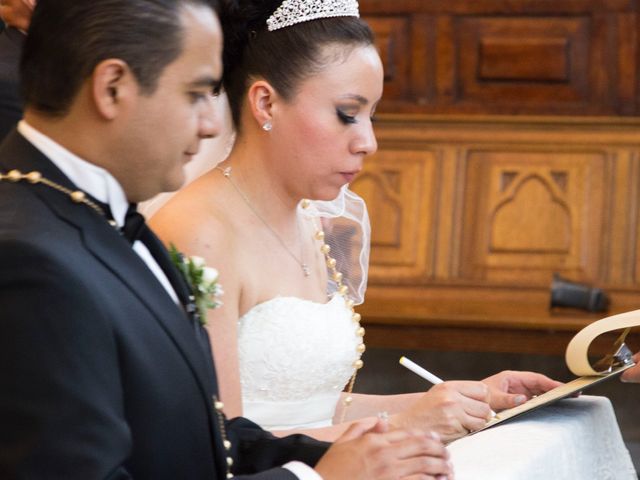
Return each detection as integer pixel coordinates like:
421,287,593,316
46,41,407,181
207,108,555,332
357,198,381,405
352,115,640,354
460,150,606,283
352,149,437,281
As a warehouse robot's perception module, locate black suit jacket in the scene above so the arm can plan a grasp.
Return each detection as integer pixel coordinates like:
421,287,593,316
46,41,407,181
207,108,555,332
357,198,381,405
0,27,24,142
0,131,328,479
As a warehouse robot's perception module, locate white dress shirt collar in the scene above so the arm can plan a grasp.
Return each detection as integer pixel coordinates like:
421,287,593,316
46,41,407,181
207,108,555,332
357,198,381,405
17,120,180,303
17,120,129,227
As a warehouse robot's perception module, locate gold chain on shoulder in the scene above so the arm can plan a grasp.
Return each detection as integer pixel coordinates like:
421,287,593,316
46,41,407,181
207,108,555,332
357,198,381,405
0,169,116,227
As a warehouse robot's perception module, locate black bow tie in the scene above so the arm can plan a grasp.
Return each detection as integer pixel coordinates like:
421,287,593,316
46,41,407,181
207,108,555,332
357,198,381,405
83,195,143,244
121,204,146,244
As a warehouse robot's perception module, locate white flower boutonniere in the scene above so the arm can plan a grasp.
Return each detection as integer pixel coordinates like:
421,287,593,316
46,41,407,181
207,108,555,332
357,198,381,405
169,244,223,325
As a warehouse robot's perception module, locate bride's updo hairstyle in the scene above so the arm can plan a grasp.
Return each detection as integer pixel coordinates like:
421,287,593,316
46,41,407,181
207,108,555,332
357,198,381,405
219,0,374,130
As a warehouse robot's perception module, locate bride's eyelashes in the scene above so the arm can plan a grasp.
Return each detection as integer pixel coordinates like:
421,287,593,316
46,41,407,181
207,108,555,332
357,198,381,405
336,108,378,126
336,108,357,125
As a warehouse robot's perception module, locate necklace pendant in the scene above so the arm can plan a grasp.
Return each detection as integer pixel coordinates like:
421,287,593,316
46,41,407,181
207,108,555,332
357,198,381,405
302,263,310,277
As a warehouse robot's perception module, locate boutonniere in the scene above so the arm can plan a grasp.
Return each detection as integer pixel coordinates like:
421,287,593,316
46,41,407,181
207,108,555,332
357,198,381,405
169,244,223,325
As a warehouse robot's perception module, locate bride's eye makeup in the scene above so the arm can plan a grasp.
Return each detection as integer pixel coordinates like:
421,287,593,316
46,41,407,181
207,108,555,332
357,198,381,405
336,108,358,125
336,95,379,125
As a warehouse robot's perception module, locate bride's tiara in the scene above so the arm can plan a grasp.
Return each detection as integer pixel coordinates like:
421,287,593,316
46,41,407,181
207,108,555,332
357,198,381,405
266,0,360,32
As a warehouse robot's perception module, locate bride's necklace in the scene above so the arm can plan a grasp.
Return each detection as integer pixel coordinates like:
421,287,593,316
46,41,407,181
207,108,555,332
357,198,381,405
217,166,310,277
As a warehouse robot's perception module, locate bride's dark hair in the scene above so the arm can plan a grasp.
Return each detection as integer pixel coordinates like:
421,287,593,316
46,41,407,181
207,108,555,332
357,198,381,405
219,0,374,129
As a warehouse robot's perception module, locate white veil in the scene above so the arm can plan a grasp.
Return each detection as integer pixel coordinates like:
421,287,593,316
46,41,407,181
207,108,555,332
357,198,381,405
301,185,370,305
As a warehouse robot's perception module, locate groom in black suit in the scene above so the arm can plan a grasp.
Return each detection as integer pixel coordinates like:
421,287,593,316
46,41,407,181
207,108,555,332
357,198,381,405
0,1,451,479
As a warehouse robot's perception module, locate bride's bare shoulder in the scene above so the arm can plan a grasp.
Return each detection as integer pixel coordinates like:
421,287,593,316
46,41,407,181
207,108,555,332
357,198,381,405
149,170,239,256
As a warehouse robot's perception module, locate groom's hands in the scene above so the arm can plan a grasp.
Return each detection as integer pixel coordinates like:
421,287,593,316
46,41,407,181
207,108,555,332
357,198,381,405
314,419,453,480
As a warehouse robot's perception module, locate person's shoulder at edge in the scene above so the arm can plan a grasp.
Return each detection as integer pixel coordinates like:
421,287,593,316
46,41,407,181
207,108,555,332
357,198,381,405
149,169,236,257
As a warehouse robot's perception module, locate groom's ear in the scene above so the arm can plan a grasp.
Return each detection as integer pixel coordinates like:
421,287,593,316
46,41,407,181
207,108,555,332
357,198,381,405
247,80,276,129
91,59,134,121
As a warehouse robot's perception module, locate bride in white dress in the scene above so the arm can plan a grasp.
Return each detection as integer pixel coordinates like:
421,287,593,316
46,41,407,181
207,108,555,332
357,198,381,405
151,0,561,442
236,187,372,431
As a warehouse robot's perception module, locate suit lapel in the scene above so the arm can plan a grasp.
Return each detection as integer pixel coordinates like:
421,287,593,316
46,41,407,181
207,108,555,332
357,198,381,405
82,226,219,394
64,191,230,476
0,133,228,473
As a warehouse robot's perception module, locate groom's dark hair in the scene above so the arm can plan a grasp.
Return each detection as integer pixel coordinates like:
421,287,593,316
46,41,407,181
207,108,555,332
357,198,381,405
21,0,220,116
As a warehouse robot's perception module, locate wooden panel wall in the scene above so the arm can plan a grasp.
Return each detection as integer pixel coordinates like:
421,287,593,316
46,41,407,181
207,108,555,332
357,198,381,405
362,0,639,115
351,115,640,354
351,1,640,354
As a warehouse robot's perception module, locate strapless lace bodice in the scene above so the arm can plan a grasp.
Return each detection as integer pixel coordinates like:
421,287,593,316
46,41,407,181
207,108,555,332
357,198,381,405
238,294,359,430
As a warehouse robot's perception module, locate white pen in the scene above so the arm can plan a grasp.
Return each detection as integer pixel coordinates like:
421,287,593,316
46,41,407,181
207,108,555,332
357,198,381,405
399,356,444,384
399,356,497,418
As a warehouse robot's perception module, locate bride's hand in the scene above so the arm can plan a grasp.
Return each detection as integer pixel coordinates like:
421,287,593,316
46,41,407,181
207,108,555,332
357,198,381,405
389,381,493,442
315,419,453,480
482,370,562,410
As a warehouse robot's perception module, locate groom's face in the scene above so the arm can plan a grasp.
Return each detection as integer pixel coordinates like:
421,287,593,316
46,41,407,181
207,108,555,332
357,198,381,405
121,3,223,202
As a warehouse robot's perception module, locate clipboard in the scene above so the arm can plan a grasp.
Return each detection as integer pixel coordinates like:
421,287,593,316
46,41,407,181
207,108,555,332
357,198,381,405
466,309,639,436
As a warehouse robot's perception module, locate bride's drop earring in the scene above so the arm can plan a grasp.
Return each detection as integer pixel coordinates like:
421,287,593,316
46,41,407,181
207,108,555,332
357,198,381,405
262,121,272,132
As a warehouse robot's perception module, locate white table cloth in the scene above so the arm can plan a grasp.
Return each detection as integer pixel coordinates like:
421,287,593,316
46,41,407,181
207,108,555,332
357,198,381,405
447,395,636,480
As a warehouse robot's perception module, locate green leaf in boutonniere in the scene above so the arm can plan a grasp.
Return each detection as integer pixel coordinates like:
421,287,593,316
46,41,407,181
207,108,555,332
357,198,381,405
169,243,223,325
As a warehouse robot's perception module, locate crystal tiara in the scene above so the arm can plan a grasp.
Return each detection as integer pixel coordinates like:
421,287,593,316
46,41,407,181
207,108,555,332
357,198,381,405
266,0,360,32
